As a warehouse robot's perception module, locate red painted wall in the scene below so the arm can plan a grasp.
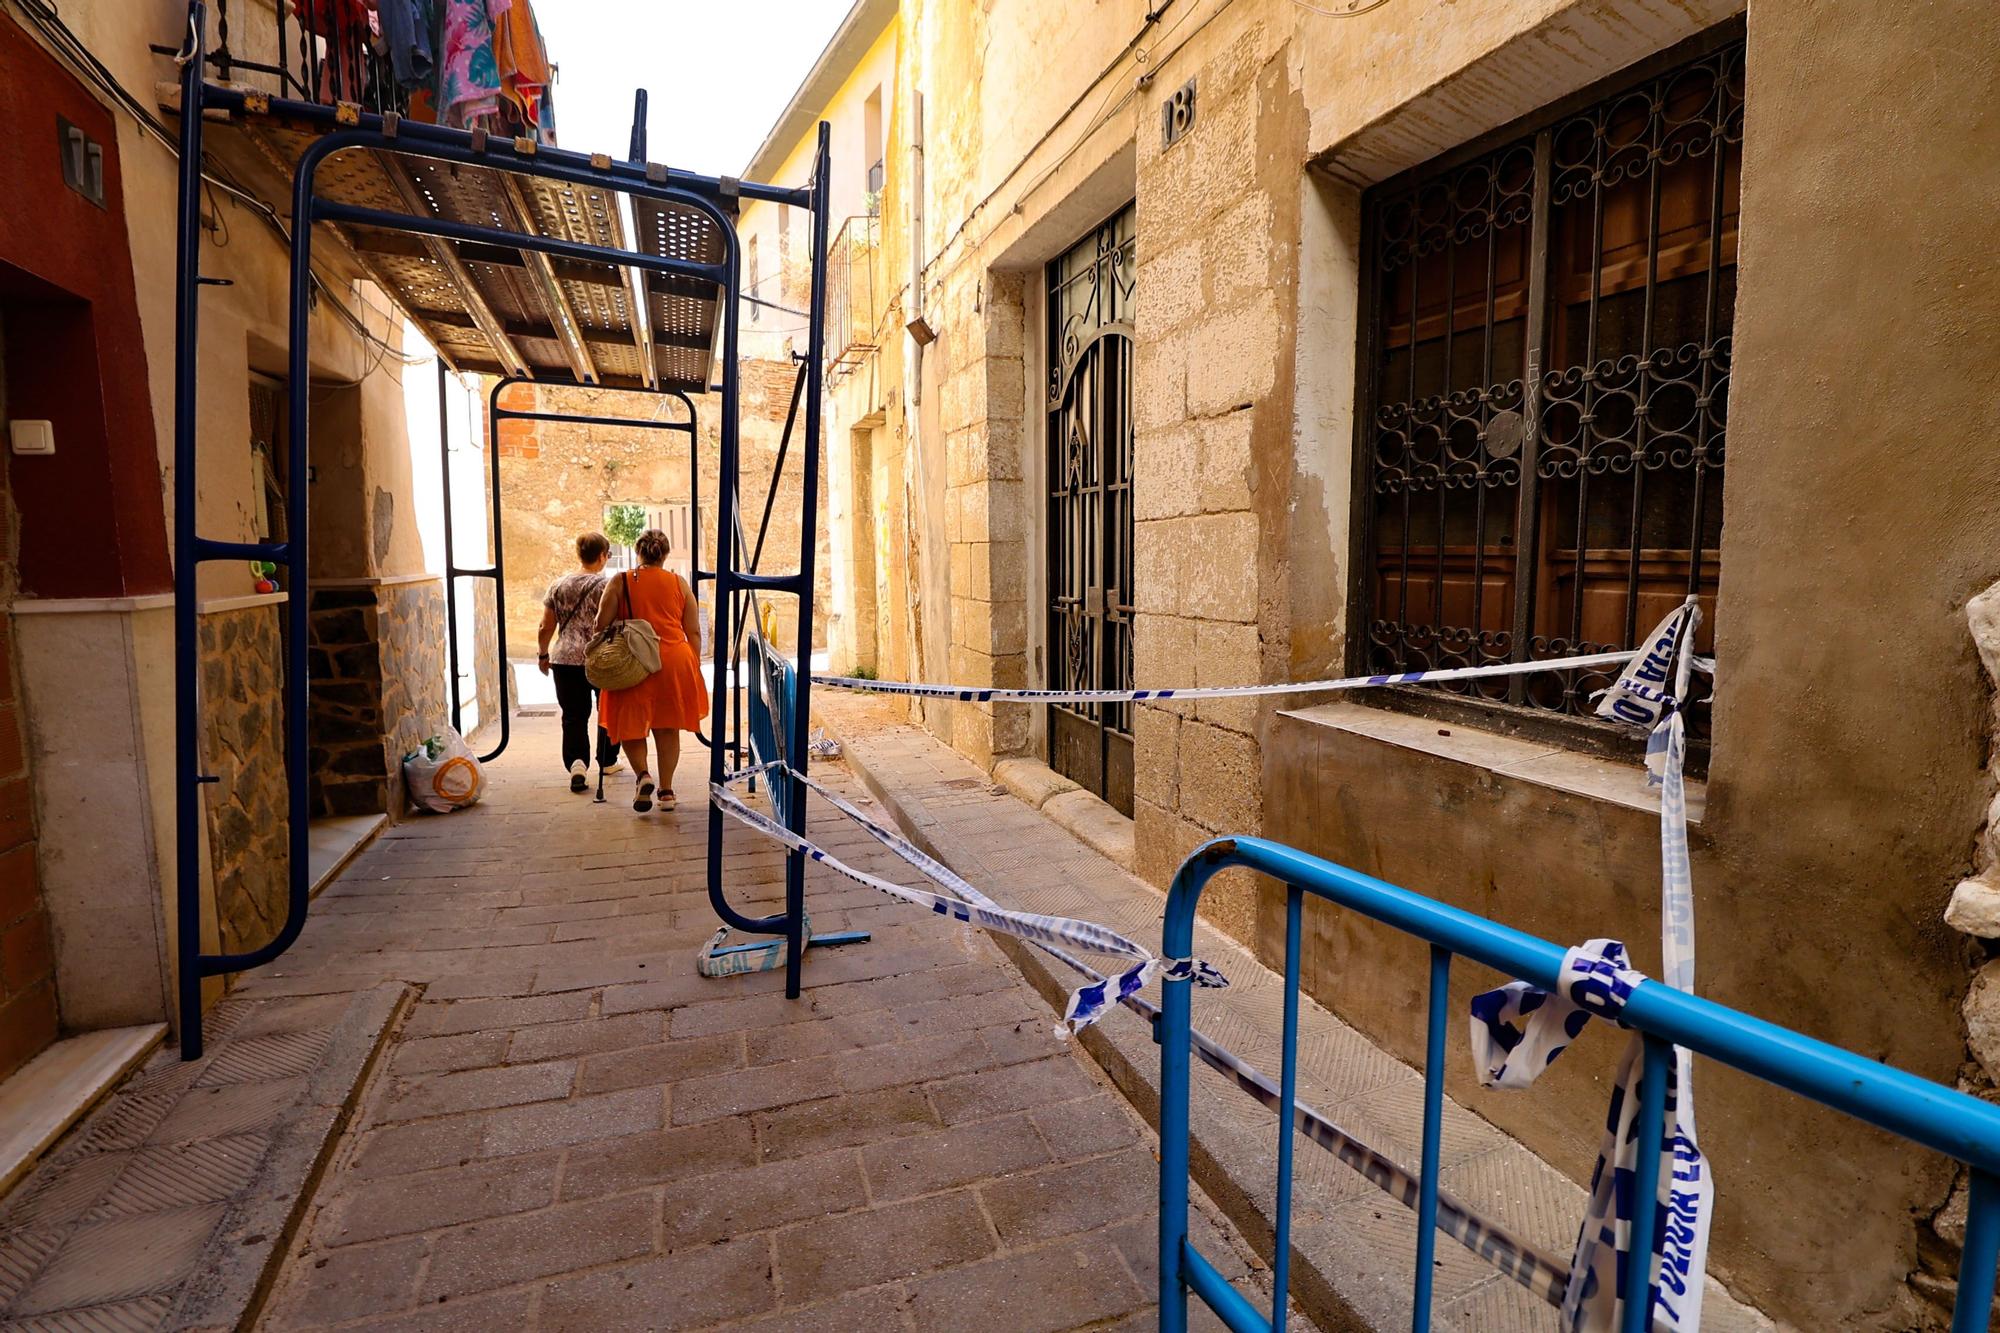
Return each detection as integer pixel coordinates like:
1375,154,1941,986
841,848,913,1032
0,12,172,598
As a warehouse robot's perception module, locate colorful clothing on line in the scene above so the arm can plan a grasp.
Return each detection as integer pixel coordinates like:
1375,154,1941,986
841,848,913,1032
435,0,503,129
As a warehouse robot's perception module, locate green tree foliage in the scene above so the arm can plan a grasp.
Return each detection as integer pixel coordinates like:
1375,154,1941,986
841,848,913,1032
604,503,647,548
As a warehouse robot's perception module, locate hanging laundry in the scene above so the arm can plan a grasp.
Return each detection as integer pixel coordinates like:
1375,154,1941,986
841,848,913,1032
374,0,435,91
490,0,557,144
293,0,371,103
433,0,504,129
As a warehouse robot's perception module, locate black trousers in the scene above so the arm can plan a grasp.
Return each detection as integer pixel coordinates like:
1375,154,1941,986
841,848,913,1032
551,663,618,771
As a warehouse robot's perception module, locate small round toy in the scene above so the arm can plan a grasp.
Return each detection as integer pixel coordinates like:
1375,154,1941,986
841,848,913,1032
250,560,279,594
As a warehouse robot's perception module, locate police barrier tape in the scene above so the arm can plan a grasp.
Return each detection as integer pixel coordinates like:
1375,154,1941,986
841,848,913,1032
710,757,1581,1312
709,763,1227,1031
813,648,1654,705
730,622,1714,1322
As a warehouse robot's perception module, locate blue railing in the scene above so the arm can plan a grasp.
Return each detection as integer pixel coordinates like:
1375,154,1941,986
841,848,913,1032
1156,836,2000,1333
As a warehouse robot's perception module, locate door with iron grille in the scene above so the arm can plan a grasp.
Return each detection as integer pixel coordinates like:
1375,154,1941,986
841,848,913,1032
1046,206,1136,815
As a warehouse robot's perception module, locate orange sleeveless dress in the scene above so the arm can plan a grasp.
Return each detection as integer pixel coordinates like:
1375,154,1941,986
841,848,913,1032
597,568,710,742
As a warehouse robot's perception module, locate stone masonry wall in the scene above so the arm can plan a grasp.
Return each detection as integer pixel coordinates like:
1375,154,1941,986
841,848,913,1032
1129,23,1304,941
309,589,390,818
198,604,289,958
496,364,831,664
380,580,449,813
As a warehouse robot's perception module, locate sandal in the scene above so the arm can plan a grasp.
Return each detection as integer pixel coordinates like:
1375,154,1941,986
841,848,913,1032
659,788,678,812
633,773,656,813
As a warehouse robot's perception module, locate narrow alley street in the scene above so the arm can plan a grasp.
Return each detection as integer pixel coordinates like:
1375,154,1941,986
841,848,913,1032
0,717,1267,1331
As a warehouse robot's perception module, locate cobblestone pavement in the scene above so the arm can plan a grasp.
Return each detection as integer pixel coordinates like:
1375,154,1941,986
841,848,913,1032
224,716,1269,1331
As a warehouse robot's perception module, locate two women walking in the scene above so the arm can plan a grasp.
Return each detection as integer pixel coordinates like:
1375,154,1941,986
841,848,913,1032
538,527,708,813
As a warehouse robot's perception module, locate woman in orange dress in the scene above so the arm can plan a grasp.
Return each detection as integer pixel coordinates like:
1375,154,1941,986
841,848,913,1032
590,529,709,813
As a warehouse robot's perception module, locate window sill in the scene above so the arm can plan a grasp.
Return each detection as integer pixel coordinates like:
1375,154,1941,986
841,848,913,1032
1279,700,1705,825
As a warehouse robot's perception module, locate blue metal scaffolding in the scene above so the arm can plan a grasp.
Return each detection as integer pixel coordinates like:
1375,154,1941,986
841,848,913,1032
169,0,842,1057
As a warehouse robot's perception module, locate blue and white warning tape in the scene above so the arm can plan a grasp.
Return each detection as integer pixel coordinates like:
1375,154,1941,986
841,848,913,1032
709,756,1579,1311
710,761,1226,1031
814,648,1651,705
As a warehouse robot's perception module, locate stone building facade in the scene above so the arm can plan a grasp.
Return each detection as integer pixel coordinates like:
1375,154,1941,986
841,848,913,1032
782,0,2000,1324
0,0,456,1084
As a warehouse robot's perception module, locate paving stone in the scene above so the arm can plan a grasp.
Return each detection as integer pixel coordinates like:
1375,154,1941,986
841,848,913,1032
423,1190,655,1299
753,1086,940,1161
663,1149,868,1248
541,1236,774,1331
742,1009,906,1065
349,1115,488,1179
403,991,592,1039
10,1203,226,1315
559,1119,758,1201
0,1293,176,1330
979,1147,1158,1245
576,1032,744,1094
1031,1092,1143,1160
928,1055,1098,1124
860,1112,1051,1202
506,1011,663,1063
671,1055,841,1124
774,1190,997,1304
907,1237,1150,1333
274,1236,426,1326
319,1286,537,1333
836,1030,994,1095
389,1031,512,1077
381,1060,575,1122
719,1282,912,1333
479,1086,663,1156
321,1155,560,1245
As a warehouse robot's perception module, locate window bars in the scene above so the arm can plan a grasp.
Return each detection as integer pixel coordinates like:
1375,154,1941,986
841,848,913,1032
1358,31,1741,728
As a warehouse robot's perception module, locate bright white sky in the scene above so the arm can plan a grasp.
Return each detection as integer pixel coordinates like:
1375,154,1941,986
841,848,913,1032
533,2,851,177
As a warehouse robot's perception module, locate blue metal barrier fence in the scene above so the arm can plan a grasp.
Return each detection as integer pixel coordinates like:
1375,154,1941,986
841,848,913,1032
1156,836,2000,1333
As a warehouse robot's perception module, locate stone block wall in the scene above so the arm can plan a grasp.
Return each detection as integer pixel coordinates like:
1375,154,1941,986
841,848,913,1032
381,580,449,811
309,589,391,818
308,581,453,818
1125,24,1305,940
197,604,289,958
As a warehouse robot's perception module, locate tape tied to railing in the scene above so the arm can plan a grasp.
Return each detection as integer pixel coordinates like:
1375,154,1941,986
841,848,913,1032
1467,598,1714,1333
709,761,1226,1032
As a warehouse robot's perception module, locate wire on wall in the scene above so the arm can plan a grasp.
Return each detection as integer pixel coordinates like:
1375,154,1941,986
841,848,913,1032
5,0,430,367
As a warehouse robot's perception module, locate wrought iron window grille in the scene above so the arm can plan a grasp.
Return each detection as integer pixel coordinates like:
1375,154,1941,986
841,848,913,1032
1352,25,1743,761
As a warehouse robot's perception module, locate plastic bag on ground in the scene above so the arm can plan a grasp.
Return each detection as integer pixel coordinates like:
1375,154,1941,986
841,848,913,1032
403,728,485,813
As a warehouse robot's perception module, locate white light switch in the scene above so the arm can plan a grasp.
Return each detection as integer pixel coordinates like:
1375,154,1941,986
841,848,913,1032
9,421,54,456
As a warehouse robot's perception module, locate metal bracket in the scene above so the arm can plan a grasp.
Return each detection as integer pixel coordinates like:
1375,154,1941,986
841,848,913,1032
380,111,400,140
514,136,537,156
334,101,361,127
644,161,667,184
242,90,269,115
718,175,741,213
469,126,489,154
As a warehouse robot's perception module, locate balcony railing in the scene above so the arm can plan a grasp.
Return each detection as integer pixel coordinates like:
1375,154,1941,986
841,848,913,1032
168,0,408,115
826,214,880,378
